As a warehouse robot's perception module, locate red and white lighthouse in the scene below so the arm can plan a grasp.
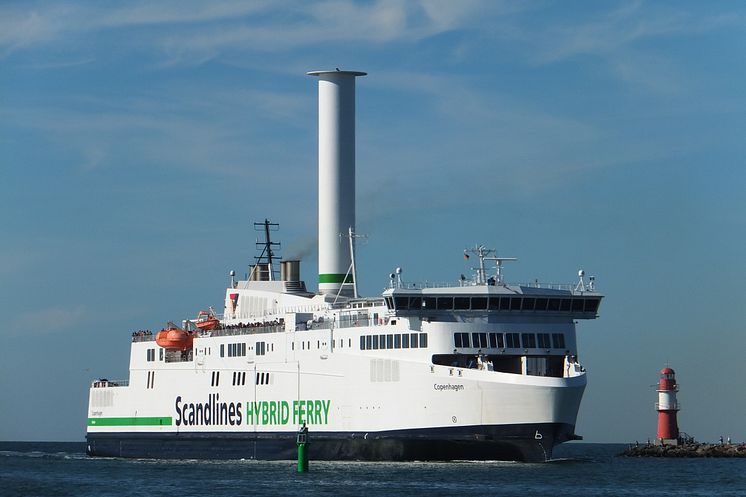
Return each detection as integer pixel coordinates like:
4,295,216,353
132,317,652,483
656,367,680,443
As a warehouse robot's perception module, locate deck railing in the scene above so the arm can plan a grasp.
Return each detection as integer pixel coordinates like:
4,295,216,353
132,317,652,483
91,379,129,388
392,280,578,292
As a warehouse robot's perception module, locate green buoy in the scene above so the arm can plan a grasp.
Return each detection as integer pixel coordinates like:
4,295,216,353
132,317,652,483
297,423,309,473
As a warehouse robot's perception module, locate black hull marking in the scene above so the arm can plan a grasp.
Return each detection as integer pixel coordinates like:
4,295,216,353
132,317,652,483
86,423,576,463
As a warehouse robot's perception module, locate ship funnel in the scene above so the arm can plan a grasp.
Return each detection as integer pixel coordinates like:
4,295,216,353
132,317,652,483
281,260,301,282
308,69,366,297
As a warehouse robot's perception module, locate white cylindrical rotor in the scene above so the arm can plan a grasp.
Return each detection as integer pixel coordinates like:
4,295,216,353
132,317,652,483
308,70,366,297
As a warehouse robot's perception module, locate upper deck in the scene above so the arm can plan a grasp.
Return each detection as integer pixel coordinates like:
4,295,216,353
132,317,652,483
383,285,602,319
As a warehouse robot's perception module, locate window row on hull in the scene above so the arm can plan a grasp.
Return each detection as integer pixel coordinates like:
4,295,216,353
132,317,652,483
359,332,428,351
454,332,566,350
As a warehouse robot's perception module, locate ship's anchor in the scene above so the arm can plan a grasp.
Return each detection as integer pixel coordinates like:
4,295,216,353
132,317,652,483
534,430,543,440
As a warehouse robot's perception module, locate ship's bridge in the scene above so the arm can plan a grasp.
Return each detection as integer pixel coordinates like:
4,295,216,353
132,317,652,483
382,245,602,319
382,286,601,319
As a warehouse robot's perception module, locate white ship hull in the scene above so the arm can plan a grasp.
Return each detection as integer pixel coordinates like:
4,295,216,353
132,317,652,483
86,70,602,462
88,314,591,462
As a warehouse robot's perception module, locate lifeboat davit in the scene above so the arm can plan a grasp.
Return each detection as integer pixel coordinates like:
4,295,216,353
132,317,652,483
155,327,195,351
195,310,220,331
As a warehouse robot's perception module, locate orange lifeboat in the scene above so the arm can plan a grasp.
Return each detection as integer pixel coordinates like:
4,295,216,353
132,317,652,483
155,326,195,351
195,310,220,331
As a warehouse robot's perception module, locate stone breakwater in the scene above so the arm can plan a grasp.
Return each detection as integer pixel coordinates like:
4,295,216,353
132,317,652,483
623,443,746,458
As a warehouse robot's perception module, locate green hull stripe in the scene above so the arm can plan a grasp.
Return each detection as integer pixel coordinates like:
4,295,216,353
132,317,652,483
319,273,354,284
88,416,172,427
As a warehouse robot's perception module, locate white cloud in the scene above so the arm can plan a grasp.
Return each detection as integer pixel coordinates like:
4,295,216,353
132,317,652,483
0,0,495,61
0,247,40,275
98,1,275,28
10,305,87,334
529,2,744,64
0,4,75,56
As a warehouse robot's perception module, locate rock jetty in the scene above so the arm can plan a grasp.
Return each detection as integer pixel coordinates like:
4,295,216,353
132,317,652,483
623,443,746,458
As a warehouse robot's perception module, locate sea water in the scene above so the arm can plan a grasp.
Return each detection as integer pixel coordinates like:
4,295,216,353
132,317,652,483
1,442,744,497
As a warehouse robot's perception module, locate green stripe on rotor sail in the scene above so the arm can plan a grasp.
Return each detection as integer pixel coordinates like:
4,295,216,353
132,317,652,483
319,273,354,284
87,416,172,427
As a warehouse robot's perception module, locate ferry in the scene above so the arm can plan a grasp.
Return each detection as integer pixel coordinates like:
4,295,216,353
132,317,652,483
86,70,603,462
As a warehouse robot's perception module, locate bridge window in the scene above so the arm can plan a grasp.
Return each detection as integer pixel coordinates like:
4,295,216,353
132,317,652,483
547,298,560,311
552,333,565,349
535,298,548,311
394,334,401,348
521,333,536,348
584,298,600,313
471,297,487,310
489,332,504,348
471,332,487,348
522,298,535,311
386,334,394,349
454,332,470,348
402,333,410,348
437,297,453,310
372,335,379,350
410,333,419,348
454,297,470,310
488,297,500,310
510,298,522,311
537,333,551,348
419,333,428,348
560,299,572,311
500,298,511,310
394,296,409,310
572,299,584,312
409,296,422,309
360,336,366,350
506,333,520,348
423,297,437,310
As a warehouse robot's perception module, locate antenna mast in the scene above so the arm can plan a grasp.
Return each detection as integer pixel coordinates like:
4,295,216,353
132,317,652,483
253,219,281,281
464,245,517,285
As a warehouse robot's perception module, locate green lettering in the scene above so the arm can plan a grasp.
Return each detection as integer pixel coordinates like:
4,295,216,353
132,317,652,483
293,400,299,425
298,400,306,424
269,401,277,425
306,399,314,425
322,400,331,424
281,401,290,424
261,401,269,425
314,400,322,424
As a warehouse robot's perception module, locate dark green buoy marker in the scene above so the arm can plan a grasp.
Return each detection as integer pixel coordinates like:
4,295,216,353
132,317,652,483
297,423,309,473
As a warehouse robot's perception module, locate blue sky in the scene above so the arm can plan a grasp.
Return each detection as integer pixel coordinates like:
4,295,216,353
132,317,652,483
1,0,744,443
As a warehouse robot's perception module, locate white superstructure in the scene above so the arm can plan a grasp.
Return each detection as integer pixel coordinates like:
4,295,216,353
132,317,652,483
86,70,603,462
